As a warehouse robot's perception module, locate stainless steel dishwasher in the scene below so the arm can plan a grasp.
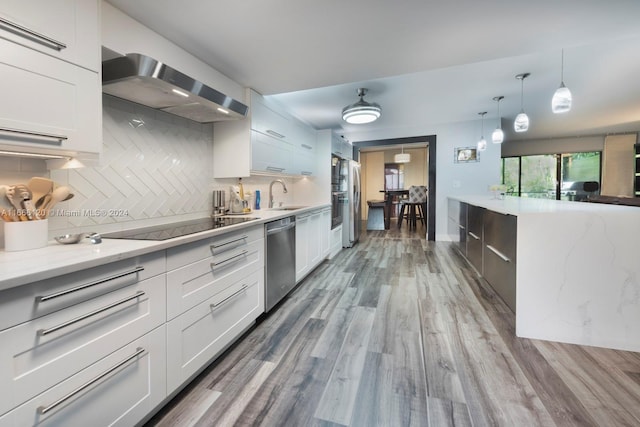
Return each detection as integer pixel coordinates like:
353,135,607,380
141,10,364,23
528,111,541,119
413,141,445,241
265,216,296,312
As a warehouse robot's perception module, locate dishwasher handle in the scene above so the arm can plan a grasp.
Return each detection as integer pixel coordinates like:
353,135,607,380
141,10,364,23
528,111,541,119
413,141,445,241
266,222,296,235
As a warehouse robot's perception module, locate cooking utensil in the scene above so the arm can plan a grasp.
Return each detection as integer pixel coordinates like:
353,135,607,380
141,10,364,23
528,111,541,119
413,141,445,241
28,177,53,211
5,186,27,221
0,185,17,222
41,186,70,218
54,232,101,245
14,184,37,220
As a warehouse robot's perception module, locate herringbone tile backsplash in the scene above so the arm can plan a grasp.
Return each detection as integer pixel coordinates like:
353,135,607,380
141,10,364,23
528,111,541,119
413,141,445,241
49,96,215,233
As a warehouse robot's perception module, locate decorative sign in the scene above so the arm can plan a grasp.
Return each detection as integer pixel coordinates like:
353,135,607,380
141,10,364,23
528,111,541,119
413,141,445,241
454,147,479,163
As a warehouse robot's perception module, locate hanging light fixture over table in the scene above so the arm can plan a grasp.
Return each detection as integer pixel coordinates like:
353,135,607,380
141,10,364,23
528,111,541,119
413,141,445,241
477,112,487,151
552,49,572,114
394,145,411,163
342,88,382,124
514,73,530,133
491,96,504,144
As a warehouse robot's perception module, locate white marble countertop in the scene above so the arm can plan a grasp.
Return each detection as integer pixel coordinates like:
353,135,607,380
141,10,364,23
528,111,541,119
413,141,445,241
0,204,330,291
450,195,640,216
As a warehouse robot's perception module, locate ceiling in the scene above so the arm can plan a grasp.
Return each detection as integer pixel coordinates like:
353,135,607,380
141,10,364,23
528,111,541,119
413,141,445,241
106,0,640,142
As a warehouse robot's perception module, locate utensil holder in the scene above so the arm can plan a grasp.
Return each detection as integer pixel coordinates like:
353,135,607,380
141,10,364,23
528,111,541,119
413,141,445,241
4,219,48,251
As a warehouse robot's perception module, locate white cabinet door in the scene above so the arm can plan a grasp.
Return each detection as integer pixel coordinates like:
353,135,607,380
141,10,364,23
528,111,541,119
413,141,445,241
295,214,310,281
166,269,262,392
320,208,331,258
308,212,322,267
250,91,291,142
0,0,100,71
0,274,166,415
0,326,166,427
0,37,101,157
251,130,293,174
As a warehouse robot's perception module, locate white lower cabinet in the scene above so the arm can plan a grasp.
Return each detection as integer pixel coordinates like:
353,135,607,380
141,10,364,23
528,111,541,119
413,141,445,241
0,325,166,427
166,268,263,391
296,208,330,282
329,224,343,258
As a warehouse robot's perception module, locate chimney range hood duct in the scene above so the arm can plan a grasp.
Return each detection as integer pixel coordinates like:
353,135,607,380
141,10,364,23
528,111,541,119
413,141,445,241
102,53,248,123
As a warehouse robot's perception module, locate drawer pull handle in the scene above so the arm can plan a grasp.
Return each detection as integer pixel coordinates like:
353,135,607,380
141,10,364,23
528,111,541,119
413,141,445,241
210,284,248,309
38,291,145,336
266,129,285,138
211,235,248,250
37,267,145,302
0,126,67,143
266,166,285,172
210,250,249,269
486,244,511,263
0,17,67,51
468,231,480,240
458,224,465,230
301,144,313,150
37,347,145,415
301,171,312,176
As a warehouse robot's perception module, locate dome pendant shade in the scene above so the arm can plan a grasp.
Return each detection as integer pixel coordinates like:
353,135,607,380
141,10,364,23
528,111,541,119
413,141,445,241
514,111,529,132
552,83,572,114
514,73,530,133
477,138,487,152
492,95,504,144
342,88,382,124
552,49,572,114
492,128,504,144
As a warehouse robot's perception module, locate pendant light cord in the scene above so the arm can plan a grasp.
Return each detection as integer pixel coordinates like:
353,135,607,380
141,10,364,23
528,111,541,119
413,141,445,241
520,78,524,111
560,49,565,83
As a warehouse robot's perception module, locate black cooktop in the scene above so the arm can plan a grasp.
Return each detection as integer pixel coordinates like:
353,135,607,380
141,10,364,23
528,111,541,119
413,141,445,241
101,217,258,241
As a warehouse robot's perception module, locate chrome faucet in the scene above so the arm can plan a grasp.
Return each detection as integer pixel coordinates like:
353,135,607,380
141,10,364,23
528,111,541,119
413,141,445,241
269,179,288,208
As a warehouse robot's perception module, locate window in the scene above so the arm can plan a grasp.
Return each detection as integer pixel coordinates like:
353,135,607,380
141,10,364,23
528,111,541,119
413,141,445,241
501,151,601,200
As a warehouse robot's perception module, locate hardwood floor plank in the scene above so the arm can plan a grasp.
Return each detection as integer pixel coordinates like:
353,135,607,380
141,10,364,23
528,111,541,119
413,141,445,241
392,330,428,414
314,306,376,425
349,351,395,427
426,396,472,427
236,318,332,426
150,388,221,427
311,286,359,360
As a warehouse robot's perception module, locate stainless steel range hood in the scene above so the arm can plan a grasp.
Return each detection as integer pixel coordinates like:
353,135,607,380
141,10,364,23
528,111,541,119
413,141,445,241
102,53,248,123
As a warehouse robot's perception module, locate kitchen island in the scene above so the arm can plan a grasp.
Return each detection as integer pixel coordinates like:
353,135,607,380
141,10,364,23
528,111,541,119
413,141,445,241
448,195,640,353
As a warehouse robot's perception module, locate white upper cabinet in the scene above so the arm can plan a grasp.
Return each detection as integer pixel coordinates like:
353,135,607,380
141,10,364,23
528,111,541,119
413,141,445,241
213,89,318,178
331,133,352,159
0,0,100,72
0,0,101,159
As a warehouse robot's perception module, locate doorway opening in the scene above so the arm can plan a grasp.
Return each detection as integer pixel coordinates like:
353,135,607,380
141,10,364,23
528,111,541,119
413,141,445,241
352,135,436,241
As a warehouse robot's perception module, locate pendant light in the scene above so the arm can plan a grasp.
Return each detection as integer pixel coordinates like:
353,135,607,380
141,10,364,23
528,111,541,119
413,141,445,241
552,49,572,114
491,96,504,144
514,73,530,133
394,145,411,163
477,112,487,152
342,88,382,124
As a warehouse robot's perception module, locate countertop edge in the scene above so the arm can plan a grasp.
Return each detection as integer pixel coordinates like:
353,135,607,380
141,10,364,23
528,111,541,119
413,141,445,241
0,204,330,291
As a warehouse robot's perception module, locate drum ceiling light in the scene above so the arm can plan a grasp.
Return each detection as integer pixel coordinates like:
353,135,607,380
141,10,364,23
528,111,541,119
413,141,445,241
342,88,382,124
394,146,411,163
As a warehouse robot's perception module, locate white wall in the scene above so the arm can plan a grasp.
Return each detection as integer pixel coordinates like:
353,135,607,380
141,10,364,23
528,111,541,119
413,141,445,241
347,119,501,240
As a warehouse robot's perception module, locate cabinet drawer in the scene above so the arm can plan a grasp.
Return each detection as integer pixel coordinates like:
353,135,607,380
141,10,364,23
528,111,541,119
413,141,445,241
484,245,517,312
0,0,99,71
166,269,263,391
0,38,101,157
166,225,263,271
0,274,166,415
483,210,517,261
167,237,264,319
0,251,165,331
0,325,166,427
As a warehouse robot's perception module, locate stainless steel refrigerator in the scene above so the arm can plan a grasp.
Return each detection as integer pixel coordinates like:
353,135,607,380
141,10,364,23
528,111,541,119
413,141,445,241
342,159,361,247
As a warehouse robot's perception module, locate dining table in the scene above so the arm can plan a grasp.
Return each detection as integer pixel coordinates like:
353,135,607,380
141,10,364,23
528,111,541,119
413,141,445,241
379,189,409,229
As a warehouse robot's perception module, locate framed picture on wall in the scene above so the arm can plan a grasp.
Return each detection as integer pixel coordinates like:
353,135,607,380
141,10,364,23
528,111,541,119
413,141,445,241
454,147,479,163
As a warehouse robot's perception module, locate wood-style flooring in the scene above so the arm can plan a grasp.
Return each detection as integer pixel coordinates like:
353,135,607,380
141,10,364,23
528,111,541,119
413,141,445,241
145,222,640,427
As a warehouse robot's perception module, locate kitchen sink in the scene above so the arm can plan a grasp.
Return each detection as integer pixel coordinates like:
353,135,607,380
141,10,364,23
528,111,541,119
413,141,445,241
271,206,308,211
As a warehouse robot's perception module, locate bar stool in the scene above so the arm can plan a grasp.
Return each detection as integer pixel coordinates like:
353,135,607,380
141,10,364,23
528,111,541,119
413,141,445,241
398,185,427,230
